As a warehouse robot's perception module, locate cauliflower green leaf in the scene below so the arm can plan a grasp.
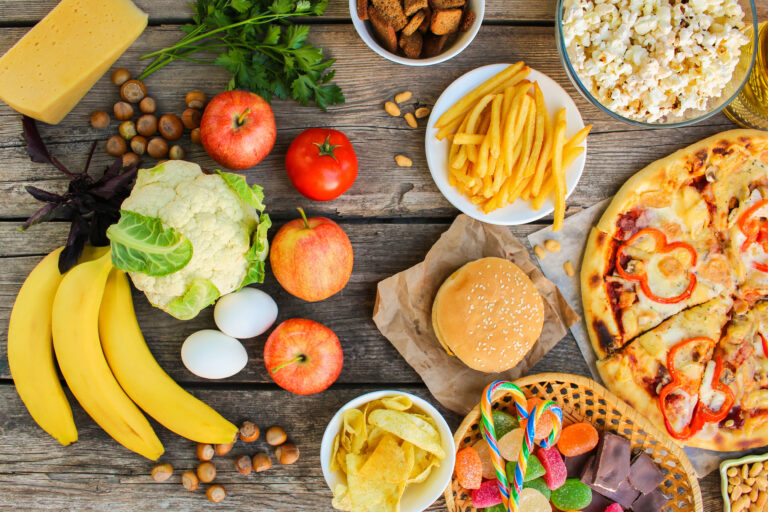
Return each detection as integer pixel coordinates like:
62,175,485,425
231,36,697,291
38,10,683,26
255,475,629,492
240,213,272,289
166,279,220,320
107,210,193,276
216,170,265,211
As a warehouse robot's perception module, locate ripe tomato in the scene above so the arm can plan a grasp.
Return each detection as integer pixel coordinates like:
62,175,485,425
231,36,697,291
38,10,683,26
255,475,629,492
285,128,357,201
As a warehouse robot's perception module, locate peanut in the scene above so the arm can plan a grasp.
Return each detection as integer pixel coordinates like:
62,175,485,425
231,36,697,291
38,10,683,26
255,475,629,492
151,463,173,482
755,491,768,510
384,102,400,117
743,464,751,479
731,476,744,486
415,107,431,118
544,239,562,252
395,91,412,104
404,112,417,128
746,477,757,486
756,475,768,491
729,467,740,477
750,488,758,502
751,462,764,477
733,495,751,512
563,260,575,277
730,484,736,494
743,483,755,494
732,486,744,502
533,245,546,260
395,155,412,167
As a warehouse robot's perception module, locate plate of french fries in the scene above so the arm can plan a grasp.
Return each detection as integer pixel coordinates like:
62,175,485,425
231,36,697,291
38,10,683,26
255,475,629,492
426,62,591,228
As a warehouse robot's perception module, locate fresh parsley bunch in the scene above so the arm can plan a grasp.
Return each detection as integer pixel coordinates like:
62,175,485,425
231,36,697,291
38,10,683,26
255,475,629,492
140,0,343,110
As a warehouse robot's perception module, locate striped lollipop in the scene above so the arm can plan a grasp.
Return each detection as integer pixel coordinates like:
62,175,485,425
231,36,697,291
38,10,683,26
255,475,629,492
480,380,563,512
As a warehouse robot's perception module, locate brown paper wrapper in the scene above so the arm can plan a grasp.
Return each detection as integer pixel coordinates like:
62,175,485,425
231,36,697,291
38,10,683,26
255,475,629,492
372,215,579,414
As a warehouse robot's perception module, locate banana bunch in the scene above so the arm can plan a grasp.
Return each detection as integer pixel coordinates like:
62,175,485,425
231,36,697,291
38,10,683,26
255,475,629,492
7,247,237,459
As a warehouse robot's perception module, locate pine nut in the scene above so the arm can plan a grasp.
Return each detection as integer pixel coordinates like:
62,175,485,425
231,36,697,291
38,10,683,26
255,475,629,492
395,91,412,103
395,155,412,167
415,107,431,118
404,112,417,128
384,102,401,117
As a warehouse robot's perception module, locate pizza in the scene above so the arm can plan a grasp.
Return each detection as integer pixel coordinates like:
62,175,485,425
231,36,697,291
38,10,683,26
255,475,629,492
582,129,768,450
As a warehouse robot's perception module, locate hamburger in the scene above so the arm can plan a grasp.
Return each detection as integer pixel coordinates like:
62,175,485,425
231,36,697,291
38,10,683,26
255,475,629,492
431,257,544,373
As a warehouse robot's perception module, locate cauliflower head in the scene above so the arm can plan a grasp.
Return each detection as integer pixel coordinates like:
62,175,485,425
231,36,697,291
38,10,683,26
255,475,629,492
107,160,270,320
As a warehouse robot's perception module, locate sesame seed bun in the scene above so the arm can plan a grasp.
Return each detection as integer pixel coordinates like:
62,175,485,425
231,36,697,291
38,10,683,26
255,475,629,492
431,257,544,373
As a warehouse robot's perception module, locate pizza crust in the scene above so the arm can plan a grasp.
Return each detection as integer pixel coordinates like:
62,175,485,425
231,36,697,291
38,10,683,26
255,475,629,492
581,227,621,359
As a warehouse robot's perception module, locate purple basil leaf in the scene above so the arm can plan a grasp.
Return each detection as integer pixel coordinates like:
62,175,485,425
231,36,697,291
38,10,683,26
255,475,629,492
58,215,89,273
100,157,125,182
22,116,74,177
25,185,63,203
89,166,137,200
82,141,98,176
20,202,62,230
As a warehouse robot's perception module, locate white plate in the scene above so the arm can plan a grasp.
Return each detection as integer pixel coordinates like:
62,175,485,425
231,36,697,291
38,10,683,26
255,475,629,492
425,63,587,226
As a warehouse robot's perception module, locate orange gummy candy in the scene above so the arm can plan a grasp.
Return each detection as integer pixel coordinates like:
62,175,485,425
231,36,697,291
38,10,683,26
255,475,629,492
455,446,483,489
520,398,556,442
557,422,599,457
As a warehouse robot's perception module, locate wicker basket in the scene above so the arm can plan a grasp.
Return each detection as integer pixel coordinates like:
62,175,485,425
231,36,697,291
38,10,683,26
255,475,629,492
445,373,702,512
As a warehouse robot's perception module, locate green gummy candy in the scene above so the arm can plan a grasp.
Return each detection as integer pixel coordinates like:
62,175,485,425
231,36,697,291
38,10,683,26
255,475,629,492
523,477,551,501
551,478,592,511
505,454,545,483
492,410,519,439
483,505,506,512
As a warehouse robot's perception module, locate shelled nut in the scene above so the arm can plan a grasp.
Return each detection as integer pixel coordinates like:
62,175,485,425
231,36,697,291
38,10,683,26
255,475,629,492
234,454,252,475
252,453,271,473
239,421,260,442
276,443,299,465
120,79,146,103
90,110,109,129
197,443,215,461
113,101,134,121
182,470,199,491
151,463,173,482
196,461,216,483
139,97,156,114
111,68,131,86
186,90,207,109
106,135,127,157
266,426,287,446
207,484,226,503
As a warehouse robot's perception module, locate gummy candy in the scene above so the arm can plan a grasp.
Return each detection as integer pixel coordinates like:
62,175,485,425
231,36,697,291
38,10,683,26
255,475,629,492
482,505,506,512
506,454,545,483
473,439,498,480
472,479,502,508
524,477,551,501
557,422,599,457
538,446,567,490
519,488,552,512
455,447,483,489
493,409,520,439
499,428,524,461
551,478,593,511
604,503,623,512
520,398,555,441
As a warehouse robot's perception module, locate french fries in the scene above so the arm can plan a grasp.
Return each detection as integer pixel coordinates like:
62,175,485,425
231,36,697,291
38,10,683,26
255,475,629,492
436,62,592,230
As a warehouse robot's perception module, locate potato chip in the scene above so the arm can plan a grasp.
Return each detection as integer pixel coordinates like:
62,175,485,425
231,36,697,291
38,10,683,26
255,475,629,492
381,395,412,411
347,453,404,512
406,441,441,484
368,409,446,459
359,434,410,483
341,408,366,454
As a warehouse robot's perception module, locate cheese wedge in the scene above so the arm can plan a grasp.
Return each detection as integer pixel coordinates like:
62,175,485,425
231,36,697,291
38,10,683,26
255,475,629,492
0,0,147,124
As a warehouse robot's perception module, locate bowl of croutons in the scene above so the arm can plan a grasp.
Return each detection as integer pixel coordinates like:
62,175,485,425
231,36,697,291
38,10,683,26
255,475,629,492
350,0,484,65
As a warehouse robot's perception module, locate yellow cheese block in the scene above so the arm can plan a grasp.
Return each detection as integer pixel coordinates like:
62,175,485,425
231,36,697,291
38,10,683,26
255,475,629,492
0,0,147,124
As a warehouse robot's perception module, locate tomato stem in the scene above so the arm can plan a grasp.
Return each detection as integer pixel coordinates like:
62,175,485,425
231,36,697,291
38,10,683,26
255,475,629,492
296,207,310,229
313,135,340,162
270,354,306,374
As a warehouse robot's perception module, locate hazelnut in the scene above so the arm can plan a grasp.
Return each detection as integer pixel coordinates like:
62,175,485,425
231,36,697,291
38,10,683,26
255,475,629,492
214,441,234,456
234,454,252,475
136,114,158,137
252,453,272,473
181,470,199,491
151,463,173,482
186,90,207,109
159,114,184,140
111,68,131,86
266,426,287,446
276,443,299,465
119,120,137,140
146,137,169,159
122,152,140,168
181,108,202,130
139,96,157,114
130,135,147,155
90,110,109,129
206,484,226,503
106,135,127,157
113,101,134,121
190,127,201,145
168,145,185,160
197,443,214,461
120,79,147,103
196,461,216,483
239,421,260,442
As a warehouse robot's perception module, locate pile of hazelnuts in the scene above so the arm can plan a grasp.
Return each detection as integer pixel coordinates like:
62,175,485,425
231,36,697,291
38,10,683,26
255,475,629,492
89,68,207,168
149,422,300,503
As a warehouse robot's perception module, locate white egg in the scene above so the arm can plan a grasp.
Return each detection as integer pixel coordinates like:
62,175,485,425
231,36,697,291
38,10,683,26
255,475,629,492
214,288,278,339
181,329,248,379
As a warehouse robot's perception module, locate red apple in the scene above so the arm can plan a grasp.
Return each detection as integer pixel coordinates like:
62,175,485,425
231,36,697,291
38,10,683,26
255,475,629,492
200,90,276,170
269,207,353,302
264,318,343,395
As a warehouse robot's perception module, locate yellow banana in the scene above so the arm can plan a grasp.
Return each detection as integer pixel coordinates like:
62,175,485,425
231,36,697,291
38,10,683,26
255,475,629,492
100,269,237,444
52,252,163,460
8,247,77,445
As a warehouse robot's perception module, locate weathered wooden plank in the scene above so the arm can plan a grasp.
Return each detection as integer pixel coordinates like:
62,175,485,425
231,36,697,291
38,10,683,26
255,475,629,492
0,25,746,219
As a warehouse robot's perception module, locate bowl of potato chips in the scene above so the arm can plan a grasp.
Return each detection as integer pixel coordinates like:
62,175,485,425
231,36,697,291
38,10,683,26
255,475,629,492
321,391,455,512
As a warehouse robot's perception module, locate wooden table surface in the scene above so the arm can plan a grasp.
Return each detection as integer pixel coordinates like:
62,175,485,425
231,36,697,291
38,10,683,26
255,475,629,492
4,0,767,510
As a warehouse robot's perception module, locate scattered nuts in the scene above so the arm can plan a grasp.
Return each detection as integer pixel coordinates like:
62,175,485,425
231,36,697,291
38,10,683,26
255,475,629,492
384,101,400,117
239,421,260,442
415,106,431,119
215,441,234,456
563,260,575,277
544,239,562,252
111,68,131,86
106,135,127,157
151,463,173,482
182,470,199,491
139,96,156,114
196,461,216,483
159,113,184,140
252,453,272,473
147,137,169,159
206,484,226,503
90,110,109,129
120,79,147,103
197,443,215,461
404,112,417,128
395,155,412,167
168,145,186,160
533,245,546,259
136,114,158,137
266,426,287,446
395,91,412,103
190,127,201,145
182,108,202,130
119,120,137,140
130,135,148,155
122,152,140,168
276,443,299,465
186,90,207,110
113,101,134,121
234,454,253,475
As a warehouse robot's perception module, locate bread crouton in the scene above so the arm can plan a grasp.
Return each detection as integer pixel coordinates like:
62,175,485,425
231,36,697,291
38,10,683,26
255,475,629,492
369,6,399,54
422,33,448,57
459,9,475,31
430,8,462,35
356,0,368,20
418,6,431,33
401,10,426,36
404,0,428,16
399,31,424,58
428,0,465,8
371,0,408,31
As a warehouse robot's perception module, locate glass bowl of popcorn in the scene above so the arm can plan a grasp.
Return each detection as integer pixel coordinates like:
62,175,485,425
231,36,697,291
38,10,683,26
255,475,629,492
556,0,758,127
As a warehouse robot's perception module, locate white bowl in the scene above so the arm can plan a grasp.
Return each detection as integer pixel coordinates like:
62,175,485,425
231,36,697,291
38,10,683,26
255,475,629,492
320,390,456,512
425,63,587,226
349,0,485,66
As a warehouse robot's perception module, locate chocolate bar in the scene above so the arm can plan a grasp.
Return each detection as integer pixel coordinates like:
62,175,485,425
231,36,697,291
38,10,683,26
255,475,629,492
597,478,641,508
580,455,596,484
591,432,631,492
565,451,595,478
628,452,665,495
580,492,614,512
632,489,670,512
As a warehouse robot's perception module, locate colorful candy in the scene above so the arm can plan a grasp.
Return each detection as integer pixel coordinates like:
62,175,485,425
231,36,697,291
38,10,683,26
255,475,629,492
473,439,497,480
538,446,567,490
506,454,545,483
521,398,555,441
523,477,551,501
455,447,483,489
604,503,623,512
498,428,524,461
557,422,599,457
483,505,506,512
551,478,593,511
493,410,520,439
519,488,552,512
472,479,503,508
